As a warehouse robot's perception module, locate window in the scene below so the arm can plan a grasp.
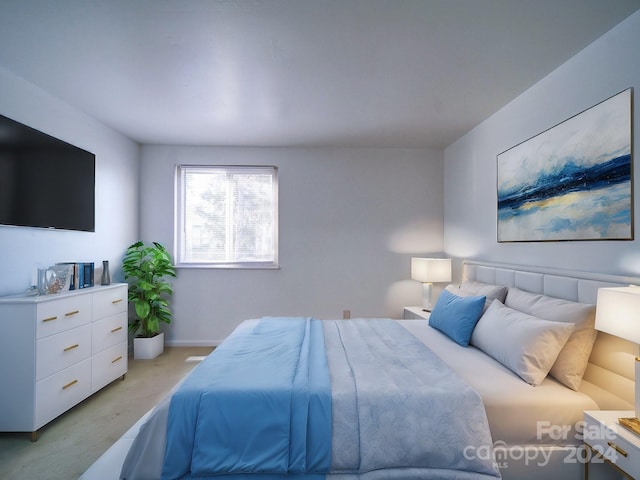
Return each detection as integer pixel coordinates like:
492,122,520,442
176,165,278,268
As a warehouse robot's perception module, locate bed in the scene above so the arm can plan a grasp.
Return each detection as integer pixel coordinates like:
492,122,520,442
107,261,638,480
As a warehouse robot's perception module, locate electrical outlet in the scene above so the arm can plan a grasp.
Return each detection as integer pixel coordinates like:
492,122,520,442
343,310,351,319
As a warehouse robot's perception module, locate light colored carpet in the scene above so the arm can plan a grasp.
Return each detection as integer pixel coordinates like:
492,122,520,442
0,346,214,480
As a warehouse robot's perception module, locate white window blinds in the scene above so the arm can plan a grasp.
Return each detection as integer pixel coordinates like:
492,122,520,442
177,165,278,267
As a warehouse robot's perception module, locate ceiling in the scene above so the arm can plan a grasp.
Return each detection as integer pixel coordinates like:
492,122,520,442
0,0,639,149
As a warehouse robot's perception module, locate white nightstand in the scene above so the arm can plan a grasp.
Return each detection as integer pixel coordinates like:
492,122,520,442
403,307,431,321
583,410,640,479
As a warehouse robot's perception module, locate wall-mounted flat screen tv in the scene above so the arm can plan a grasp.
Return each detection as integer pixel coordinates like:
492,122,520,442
0,113,95,232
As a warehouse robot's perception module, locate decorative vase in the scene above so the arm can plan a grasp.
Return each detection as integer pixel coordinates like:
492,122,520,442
133,332,164,360
101,260,111,285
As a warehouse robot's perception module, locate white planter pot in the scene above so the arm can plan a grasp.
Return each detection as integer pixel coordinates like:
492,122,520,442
134,332,164,360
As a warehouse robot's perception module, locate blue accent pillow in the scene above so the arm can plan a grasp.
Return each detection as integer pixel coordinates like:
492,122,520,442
428,289,486,346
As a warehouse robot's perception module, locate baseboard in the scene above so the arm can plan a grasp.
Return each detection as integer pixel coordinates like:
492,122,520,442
165,339,222,347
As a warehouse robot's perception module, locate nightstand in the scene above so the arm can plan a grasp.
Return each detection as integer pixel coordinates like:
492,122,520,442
583,410,640,479
403,307,431,320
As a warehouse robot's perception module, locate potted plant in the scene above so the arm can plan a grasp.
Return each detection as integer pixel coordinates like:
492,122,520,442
122,241,177,359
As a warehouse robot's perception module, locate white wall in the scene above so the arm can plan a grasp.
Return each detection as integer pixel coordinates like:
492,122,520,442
0,65,140,295
140,145,443,344
444,11,640,280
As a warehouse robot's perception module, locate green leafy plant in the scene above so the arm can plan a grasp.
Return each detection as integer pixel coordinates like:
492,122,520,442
122,241,177,338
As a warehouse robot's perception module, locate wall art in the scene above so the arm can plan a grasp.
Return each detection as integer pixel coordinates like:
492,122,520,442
497,88,633,242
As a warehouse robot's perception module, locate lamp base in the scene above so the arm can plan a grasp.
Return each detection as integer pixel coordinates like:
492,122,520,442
619,417,640,436
622,358,640,436
635,356,640,416
422,282,434,311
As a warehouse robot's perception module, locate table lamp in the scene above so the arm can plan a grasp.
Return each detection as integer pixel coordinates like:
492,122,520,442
411,257,452,312
595,286,640,434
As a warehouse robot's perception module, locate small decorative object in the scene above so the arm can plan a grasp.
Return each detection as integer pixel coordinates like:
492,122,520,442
37,264,72,295
497,88,632,242
37,268,49,295
101,260,111,285
122,241,176,359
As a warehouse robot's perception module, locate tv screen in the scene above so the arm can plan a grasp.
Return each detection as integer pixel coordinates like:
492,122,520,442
0,113,95,232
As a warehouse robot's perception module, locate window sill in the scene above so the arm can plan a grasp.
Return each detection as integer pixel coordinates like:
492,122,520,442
175,262,280,270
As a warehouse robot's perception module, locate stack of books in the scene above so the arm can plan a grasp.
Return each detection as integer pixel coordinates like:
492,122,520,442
56,262,95,290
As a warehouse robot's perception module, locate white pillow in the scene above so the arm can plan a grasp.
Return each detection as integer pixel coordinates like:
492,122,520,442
471,300,575,386
446,281,508,312
505,287,597,390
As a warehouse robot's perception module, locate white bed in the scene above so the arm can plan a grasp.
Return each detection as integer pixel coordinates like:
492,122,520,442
398,320,599,446
81,260,638,480
461,260,636,411
448,260,636,480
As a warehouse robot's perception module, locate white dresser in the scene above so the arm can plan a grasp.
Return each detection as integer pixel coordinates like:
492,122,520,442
0,283,128,440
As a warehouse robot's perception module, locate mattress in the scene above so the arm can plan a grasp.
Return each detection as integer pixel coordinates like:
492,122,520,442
397,319,599,446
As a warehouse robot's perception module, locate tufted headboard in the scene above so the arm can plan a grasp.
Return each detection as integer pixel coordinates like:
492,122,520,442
462,260,638,410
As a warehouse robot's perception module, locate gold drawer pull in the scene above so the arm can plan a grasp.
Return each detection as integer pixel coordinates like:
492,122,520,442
63,344,79,352
608,441,628,458
111,326,123,333
65,310,80,317
42,316,57,323
112,356,123,364
62,379,78,390
112,299,124,304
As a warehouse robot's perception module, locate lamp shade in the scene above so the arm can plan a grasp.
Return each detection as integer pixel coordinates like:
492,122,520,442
595,286,640,344
411,258,452,283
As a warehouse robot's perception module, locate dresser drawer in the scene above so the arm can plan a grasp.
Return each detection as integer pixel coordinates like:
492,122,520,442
35,358,91,429
92,312,127,353
36,294,92,339
36,324,91,381
92,286,127,320
92,341,127,393
584,412,640,478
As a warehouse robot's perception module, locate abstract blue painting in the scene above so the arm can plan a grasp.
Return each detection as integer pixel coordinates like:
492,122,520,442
497,88,632,242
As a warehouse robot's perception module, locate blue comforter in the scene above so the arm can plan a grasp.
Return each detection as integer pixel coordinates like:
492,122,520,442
159,318,501,480
162,317,331,479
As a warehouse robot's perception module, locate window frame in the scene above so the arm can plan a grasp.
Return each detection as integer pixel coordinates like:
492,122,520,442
175,164,279,269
